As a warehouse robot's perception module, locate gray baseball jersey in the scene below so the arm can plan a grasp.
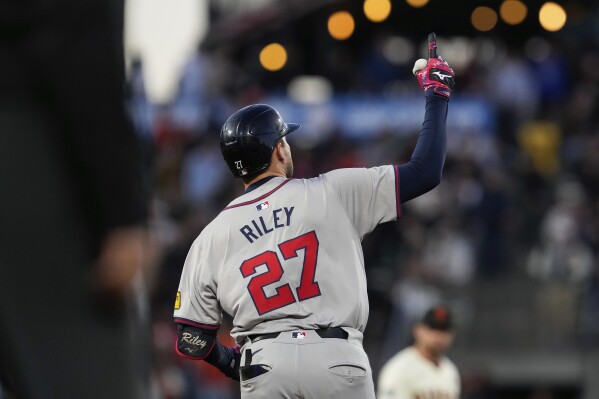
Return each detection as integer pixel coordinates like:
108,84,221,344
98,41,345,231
174,166,399,343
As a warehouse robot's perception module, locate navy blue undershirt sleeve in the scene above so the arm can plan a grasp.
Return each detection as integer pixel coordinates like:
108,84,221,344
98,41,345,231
397,90,448,203
204,339,239,380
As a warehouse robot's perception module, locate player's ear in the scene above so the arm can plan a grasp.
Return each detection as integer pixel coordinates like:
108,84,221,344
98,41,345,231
274,140,286,162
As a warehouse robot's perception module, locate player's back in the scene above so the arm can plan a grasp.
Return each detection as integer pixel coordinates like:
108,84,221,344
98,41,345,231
178,165,399,343
212,175,371,341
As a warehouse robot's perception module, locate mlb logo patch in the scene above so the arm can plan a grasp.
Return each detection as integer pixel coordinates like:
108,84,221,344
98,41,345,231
291,331,306,339
256,201,270,211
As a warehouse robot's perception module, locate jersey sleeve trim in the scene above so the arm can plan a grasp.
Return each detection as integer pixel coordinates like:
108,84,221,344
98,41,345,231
223,179,292,211
174,317,220,330
394,165,402,219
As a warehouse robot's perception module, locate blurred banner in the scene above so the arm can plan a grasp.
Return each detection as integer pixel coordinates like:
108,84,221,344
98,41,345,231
268,95,495,138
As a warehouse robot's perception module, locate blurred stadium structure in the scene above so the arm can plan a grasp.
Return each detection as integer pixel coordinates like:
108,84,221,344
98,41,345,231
126,0,599,398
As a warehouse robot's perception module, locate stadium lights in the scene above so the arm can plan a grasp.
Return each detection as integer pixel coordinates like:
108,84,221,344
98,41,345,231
328,11,355,40
259,43,287,71
471,6,498,32
288,76,333,105
500,0,527,25
405,0,429,8
364,0,392,23
524,37,552,62
539,2,567,32
382,36,414,65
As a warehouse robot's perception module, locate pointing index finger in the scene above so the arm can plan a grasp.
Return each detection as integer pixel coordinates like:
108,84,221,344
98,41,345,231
428,32,437,59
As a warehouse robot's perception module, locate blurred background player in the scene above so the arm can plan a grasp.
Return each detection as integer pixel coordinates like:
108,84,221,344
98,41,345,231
378,305,460,399
0,0,150,397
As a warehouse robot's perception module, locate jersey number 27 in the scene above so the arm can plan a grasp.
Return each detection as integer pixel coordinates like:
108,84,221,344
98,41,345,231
240,231,321,315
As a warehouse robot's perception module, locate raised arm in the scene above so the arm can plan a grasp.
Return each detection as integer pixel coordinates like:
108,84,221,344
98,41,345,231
398,33,455,203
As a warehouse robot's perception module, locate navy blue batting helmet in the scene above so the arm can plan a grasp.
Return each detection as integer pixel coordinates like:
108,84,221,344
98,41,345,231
220,104,300,178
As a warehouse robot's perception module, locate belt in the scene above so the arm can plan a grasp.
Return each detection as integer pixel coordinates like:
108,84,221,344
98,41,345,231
248,327,348,343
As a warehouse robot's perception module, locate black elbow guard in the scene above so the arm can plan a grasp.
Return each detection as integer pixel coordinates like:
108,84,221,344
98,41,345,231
176,324,217,360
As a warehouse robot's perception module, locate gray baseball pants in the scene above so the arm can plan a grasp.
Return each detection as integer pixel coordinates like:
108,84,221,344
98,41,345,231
239,328,376,399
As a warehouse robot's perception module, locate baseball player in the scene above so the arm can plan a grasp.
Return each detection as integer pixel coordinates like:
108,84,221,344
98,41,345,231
377,305,460,399
173,33,455,399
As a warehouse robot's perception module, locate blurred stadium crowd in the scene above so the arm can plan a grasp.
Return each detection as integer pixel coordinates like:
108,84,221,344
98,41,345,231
132,25,599,398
